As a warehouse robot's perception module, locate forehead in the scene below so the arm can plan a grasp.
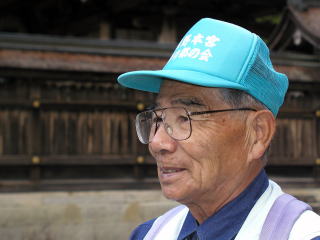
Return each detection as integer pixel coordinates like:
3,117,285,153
157,80,225,107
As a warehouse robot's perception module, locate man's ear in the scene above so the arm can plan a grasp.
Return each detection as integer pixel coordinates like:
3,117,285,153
247,110,275,162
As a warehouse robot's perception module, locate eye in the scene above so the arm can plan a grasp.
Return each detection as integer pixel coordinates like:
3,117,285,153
152,116,163,124
177,115,189,123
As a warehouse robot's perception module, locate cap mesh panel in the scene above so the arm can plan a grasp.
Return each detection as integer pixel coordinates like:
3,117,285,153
241,38,288,115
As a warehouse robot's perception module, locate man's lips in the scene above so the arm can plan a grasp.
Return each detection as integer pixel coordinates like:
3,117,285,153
160,167,186,174
158,167,187,184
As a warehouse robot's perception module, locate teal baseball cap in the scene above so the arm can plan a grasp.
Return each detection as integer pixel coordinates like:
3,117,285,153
117,18,288,116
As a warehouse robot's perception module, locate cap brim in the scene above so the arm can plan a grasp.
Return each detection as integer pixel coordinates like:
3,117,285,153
117,69,247,93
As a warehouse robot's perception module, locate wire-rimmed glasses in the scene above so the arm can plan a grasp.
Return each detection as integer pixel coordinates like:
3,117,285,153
135,107,256,144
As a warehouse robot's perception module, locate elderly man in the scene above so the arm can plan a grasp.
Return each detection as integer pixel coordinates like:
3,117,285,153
118,18,320,240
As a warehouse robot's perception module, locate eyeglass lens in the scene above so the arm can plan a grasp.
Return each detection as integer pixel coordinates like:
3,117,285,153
136,107,191,144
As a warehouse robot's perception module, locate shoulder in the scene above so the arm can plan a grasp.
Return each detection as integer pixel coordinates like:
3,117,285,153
289,210,320,240
235,180,283,239
128,218,156,240
128,205,188,240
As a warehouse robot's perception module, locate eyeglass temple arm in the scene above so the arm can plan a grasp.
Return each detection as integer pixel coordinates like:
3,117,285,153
189,108,257,116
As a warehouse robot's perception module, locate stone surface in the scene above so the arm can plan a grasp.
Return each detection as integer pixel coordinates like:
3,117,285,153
0,190,178,240
0,180,318,240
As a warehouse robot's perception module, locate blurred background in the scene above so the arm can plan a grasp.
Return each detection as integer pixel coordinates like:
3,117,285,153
0,0,319,239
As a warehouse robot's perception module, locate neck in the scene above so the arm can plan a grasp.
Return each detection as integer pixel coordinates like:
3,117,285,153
185,166,263,224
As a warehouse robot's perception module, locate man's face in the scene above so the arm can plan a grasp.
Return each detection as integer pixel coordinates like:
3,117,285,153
148,80,255,205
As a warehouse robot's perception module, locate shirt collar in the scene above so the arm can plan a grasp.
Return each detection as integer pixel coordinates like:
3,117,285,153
178,169,269,240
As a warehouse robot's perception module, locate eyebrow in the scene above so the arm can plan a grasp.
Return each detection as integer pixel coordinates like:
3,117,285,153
154,97,206,108
171,97,206,107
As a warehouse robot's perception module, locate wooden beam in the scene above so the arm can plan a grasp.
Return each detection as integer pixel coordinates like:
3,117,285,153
0,49,167,73
0,154,154,165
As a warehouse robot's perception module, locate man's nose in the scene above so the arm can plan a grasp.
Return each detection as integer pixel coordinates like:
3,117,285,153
149,123,177,154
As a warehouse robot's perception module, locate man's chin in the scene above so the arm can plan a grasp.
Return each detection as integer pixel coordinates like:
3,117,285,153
161,185,186,202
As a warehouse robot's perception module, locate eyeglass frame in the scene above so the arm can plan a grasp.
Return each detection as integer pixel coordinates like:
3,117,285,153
136,107,257,144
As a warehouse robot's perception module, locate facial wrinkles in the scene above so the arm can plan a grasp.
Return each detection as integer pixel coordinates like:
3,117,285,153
196,117,227,170
158,83,247,157
181,113,229,190
202,111,246,159
156,81,231,159
151,81,262,219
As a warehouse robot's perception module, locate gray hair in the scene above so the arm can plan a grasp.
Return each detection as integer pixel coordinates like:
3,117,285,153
217,88,270,165
217,88,267,111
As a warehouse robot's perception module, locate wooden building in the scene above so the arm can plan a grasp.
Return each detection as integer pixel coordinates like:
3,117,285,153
0,0,319,191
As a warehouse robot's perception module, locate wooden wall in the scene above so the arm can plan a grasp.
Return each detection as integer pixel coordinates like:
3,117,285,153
269,82,320,167
0,69,319,190
0,69,156,190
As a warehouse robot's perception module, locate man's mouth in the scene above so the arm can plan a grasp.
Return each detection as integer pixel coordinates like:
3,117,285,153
160,167,185,174
158,167,187,183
